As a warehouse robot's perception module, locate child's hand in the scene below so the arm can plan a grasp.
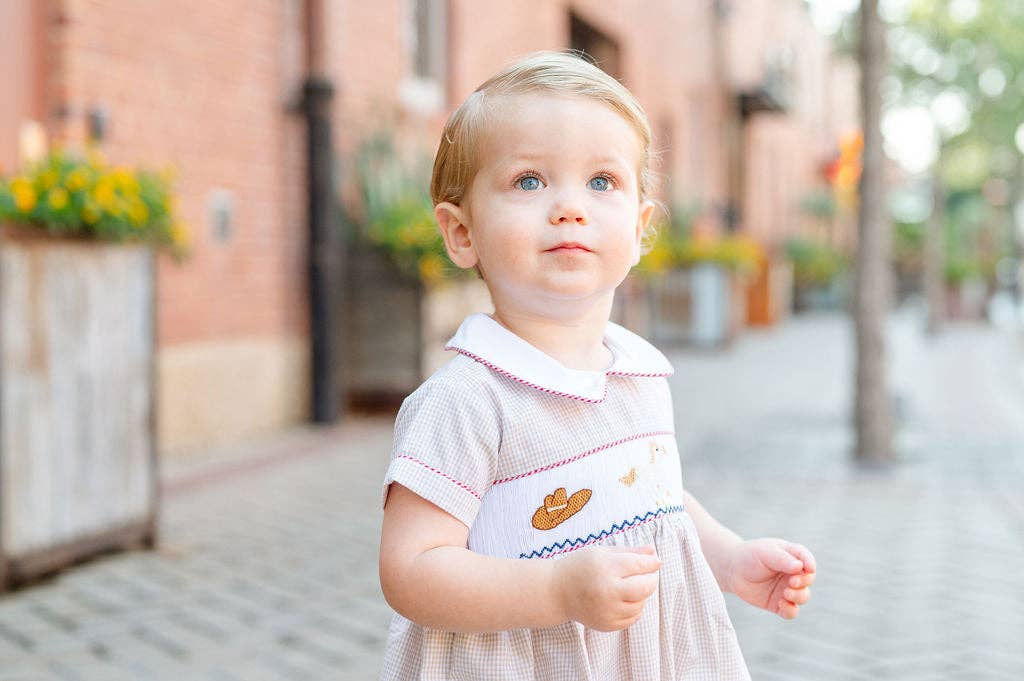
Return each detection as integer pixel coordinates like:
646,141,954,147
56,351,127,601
553,544,662,631
725,538,816,620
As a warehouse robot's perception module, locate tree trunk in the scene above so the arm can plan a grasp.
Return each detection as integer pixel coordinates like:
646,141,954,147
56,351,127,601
1009,154,1024,306
853,0,895,463
924,179,945,335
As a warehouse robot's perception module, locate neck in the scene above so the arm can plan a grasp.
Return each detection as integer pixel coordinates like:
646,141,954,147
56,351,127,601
489,294,614,372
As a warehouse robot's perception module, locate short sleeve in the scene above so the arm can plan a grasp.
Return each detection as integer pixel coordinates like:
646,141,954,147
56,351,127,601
381,376,501,528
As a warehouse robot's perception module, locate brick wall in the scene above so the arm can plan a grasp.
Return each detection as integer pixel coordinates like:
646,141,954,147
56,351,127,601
51,0,307,344
40,0,310,455
18,0,857,457
727,0,860,246
0,1,46,172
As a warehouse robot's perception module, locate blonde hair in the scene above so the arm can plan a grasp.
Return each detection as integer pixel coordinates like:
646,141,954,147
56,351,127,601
430,50,656,209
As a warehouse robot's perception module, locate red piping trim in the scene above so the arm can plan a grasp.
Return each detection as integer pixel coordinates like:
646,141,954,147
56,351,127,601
493,430,674,485
396,454,482,500
446,346,606,403
607,369,675,378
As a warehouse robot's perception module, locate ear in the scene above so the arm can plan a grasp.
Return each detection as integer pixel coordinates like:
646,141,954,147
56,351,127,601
435,201,478,269
632,200,656,265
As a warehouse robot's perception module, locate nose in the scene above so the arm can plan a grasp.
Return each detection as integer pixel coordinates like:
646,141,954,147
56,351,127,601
549,194,588,226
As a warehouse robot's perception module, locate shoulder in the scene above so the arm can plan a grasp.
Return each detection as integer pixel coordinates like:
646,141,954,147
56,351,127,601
395,354,505,437
401,354,501,410
384,357,503,526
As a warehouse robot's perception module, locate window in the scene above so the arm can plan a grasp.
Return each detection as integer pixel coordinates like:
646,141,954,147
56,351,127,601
400,0,447,115
412,0,445,81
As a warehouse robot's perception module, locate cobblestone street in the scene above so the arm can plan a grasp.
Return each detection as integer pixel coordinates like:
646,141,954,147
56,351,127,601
2,310,1022,680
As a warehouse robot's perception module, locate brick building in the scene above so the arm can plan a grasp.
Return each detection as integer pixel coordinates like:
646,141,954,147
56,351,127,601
1,0,858,460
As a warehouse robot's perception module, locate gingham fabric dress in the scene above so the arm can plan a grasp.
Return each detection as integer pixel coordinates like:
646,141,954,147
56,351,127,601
380,313,750,681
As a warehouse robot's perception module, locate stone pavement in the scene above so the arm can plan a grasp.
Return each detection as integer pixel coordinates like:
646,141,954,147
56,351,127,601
1,309,1023,680
676,309,1024,681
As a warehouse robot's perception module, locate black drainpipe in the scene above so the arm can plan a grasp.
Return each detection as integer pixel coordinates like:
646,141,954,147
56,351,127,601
302,0,343,422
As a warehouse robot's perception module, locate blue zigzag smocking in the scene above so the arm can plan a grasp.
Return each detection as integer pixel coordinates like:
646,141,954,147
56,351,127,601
519,505,685,559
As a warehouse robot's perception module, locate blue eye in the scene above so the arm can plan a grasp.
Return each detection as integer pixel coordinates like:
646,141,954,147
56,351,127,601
589,176,611,191
517,176,542,191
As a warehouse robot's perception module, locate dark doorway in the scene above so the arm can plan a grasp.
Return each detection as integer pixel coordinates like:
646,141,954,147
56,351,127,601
569,13,621,79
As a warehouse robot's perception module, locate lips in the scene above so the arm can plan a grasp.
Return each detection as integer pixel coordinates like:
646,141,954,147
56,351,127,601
545,242,593,253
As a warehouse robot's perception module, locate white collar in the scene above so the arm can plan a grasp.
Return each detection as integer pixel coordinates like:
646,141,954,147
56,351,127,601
444,313,674,403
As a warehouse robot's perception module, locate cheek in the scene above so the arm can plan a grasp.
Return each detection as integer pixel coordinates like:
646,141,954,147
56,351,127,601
596,194,637,219
480,209,537,247
603,204,642,241
474,223,533,271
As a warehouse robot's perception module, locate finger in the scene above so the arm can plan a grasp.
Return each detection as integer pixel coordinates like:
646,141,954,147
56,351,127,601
783,586,811,606
777,599,800,620
762,545,804,575
614,601,647,627
606,544,656,556
612,549,661,576
618,572,659,602
789,571,816,589
621,611,645,629
607,612,643,632
786,543,817,573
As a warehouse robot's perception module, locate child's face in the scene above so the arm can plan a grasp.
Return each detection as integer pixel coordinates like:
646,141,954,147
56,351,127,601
437,93,654,318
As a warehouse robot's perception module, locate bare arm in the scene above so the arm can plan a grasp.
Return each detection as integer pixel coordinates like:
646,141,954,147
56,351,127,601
379,483,662,634
379,483,564,632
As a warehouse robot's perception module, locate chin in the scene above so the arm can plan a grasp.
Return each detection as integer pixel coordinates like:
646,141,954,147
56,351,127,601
539,283,618,304
548,272,628,297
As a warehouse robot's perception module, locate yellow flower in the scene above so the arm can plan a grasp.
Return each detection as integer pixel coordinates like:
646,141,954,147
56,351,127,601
93,178,117,209
65,167,91,192
47,187,69,210
399,225,417,246
11,178,36,212
691,236,715,260
128,199,149,226
112,167,139,194
170,221,190,246
418,253,445,283
410,217,436,240
641,242,672,273
81,202,101,224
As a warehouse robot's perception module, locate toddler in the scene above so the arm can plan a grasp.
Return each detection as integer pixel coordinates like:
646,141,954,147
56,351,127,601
378,51,816,680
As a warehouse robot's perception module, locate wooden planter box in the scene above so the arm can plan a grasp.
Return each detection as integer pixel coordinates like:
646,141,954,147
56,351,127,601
420,278,492,377
793,277,849,313
346,241,492,408
944,278,987,320
645,264,747,349
345,241,425,408
0,226,158,590
747,256,793,326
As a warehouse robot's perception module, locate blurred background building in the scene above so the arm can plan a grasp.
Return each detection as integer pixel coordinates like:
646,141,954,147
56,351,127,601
0,0,859,462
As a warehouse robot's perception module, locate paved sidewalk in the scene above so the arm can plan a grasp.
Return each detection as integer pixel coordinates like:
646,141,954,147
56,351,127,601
1,310,1022,680
676,310,1024,681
